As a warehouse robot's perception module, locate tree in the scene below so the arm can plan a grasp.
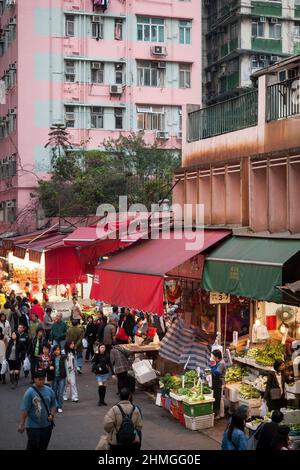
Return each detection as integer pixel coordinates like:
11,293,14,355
44,124,72,162
38,132,181,216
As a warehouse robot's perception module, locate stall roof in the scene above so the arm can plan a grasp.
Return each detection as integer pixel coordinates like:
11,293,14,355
90,229,231,315
201,237,300,303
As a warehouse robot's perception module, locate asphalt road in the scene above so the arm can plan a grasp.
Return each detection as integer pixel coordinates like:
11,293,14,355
0,363,221,450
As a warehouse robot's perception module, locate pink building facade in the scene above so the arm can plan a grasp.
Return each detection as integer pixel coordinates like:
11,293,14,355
0,0,202,232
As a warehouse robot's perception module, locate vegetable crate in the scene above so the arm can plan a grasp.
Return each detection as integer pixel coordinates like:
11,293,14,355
183,399,215,418
238,396,261,417
184,413,214,431
161,396,166,409
165,396,172,411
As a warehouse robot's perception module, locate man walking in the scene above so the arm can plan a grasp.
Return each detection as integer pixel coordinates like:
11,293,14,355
110,344,135,395
103,318,116,354
103,387,143,452
50,313,67,351
66,319,84,374
18,370,56,450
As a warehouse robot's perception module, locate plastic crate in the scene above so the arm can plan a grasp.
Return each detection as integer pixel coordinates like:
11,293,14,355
161,396,166,409
183,399,214,417
165,396,172,411
170,404,180,420
184,413,214,431
178,413,186,426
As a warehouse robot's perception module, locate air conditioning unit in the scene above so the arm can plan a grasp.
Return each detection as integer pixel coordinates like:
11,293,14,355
65,112,75,121
259,55,267,60
270,55,278,63
9,63,16,70
91,62,102,69
259,17,266,23
9,108,16,115
151,46,167,56
110,84,122,95
157,61,166,69
271,18,278,23
7,0,16,7
9,17,16,25
8,155,15,161
176,131,182,139
6,201,15,208
156,131,169,140
92,15,101,23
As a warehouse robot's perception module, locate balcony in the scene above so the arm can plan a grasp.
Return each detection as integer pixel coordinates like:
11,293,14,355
220,37,240,58
251,1,282,17
251,37,282,53
188,89,258,141
267,76,300,121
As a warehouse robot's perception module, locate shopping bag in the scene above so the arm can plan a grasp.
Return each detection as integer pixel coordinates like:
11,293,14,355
0,359,8,375
95,434,109,450
82,338,88,349
116,322,129,342
23,356,31,372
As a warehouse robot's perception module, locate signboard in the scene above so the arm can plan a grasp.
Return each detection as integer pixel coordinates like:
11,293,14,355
51,300,73,319
233,331,238,347
209,292,230,304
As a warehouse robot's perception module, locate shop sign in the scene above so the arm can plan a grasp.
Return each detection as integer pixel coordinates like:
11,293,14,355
51,300,73,318
209,292,230,304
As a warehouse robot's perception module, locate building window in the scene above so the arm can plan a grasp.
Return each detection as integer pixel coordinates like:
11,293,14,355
295,22,300,38
251,56,266,70
230,22,238,40
137,61,165,87
65,106,75,128
65,15,75,37
115,108,123,129
6,200,16,222
179,20,191,44
91,62,104,84
251,19,265,38
0,155,17,179
269,22,281,40
91,106,104,128
114,19,123,40
65,60,76,82
115,63,124,84
92,18,104,40
137,105,165,131
179,63,191,88
137,17,165,42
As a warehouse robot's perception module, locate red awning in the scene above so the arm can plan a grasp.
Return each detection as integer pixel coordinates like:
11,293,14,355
14,234,67,263
2,226,59,250
90,229,231,315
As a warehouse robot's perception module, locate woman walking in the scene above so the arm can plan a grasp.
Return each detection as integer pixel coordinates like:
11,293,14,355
84,316,97,361
38,343,54,386
5,331,24,389
51,345,68,413
0,327,7,384
63,341,79,403
92,344,115,406
221,411,248,450
28,327,45,383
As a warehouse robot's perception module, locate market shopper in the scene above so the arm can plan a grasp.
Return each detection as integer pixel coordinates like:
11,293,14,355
66,319,84,374
211,349,226,419
38,343,54,386
103,318,116,354
264,359,287,411
0,327,7,384
0,312,11,339
29,313,43,339
221,410,248,450
103,387,143,452
51,345,68,413
50,313,67,351
110,344,135,395
17,324,29,377
43,307,54,342
18,370,56,450
30,299,44,322
271,425,291,450
63,341,79,403
256,410,284,450
92,343,115,406
6,331,24,389
28,327,45,383
84,316,97,361
97,315,108,344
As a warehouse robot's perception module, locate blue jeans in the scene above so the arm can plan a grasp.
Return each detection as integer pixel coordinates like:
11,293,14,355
52,377,66,409
76,351,83,369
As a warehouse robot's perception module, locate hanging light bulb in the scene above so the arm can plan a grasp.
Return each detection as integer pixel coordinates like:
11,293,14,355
280,323,287,334
255,319,261,326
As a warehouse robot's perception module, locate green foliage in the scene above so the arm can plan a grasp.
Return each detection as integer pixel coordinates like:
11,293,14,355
38,132,180,216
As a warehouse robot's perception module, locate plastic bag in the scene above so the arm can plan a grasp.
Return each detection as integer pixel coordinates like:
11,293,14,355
95,434,109,450
260,400,267,418
82,338,88,349
0,359,8,375
23,356,31,372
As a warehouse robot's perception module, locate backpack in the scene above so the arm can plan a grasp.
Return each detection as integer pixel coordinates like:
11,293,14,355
116,404,136,445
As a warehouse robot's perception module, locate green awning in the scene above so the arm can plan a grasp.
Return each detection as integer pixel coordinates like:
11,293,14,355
201,237,300,303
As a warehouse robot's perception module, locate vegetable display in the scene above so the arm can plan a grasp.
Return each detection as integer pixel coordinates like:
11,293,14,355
238,384,261,399
225,365,244,383
235,343,284,368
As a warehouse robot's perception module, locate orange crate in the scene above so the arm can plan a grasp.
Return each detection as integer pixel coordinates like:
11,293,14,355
170,404,180,420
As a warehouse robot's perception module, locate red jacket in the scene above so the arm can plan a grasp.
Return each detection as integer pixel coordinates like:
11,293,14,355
30,304,44,322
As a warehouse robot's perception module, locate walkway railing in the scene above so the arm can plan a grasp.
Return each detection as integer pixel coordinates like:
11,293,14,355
266,76,300,121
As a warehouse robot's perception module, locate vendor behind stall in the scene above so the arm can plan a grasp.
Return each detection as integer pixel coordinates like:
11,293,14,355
264,359,287,411
211,349,226,420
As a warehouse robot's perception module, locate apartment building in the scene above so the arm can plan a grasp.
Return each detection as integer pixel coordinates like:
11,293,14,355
0,0,201,230
203,0,300,104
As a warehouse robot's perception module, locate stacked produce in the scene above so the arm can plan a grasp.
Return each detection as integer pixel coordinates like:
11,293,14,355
252,375,268,392
289,424,300,436
236,343,284,368
160,370,212,398
225,365,244,383
238,384,261,399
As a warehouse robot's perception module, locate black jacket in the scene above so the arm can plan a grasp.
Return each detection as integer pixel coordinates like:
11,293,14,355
123,315,135,338
51,354,67,379
28,337,44,358
92,353,113,375
97,321,107,343
84,323,97,342
5,340,24,362
19,332,29,359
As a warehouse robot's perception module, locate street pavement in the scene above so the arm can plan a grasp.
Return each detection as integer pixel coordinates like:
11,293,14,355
0,363,221,450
